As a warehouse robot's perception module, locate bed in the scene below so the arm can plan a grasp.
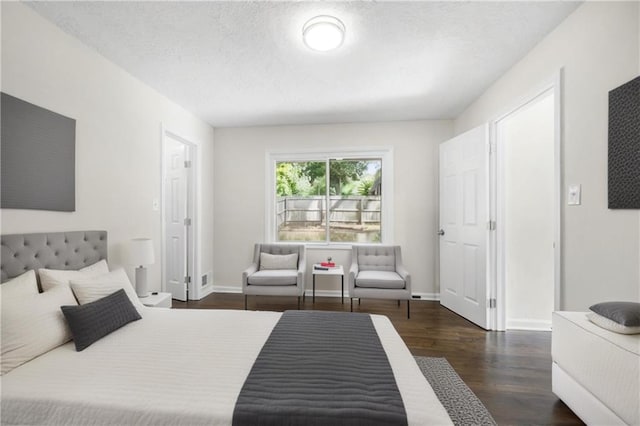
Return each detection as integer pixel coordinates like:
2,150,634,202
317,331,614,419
552,311,640,425
1,231,453,425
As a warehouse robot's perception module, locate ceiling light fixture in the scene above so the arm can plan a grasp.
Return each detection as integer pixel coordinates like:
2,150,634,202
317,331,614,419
302,15,345,52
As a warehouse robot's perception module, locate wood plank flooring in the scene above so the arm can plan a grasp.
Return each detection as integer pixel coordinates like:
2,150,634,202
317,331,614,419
173,293,583,425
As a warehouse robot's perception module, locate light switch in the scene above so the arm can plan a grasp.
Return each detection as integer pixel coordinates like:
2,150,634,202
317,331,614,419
152,198,160,211
568,184,581,205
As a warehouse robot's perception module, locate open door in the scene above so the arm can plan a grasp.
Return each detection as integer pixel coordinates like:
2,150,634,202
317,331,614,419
163,134,190,301
439,124,490,329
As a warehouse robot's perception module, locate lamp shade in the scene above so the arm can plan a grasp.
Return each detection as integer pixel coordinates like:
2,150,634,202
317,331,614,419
127,238,155,266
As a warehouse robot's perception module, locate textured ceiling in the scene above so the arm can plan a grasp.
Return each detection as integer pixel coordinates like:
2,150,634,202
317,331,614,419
27,1,580,127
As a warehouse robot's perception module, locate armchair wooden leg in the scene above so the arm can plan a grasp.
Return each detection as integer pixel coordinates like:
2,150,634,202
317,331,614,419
350,298,353,312
407,300,410,319
244,295,248,310
358,298,361,306
397,300,400,307
297,296,300,310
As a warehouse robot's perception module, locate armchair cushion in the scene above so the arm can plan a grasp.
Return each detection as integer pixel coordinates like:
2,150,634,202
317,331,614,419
355,271,406,289
247,270,298,286
357,247,396,272
259,252,298,271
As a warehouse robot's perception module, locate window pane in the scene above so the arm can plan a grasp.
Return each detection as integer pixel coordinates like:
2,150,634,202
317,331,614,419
276,161,326,242
328,159,381,243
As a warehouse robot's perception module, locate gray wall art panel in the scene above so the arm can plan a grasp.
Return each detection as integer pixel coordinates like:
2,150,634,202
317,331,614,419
608,76,639,209
1,93,76,211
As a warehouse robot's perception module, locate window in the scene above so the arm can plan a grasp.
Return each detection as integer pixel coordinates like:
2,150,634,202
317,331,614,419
267,149,393,244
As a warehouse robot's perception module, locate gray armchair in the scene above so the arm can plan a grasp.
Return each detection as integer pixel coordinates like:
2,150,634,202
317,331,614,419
242,243,306,310
349,245,412,318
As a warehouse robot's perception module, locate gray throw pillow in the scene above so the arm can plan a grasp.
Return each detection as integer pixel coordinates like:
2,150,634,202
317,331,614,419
61,289,142,351
589,301,640,327
259,252,298,270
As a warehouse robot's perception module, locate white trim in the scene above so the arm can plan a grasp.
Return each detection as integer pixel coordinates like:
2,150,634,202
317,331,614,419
209,286,440,301
265,147,394,244
412,292,440,301
305,289,345,298
210,285,243,294
305,244,353,251
325,158,330,242
161,124,200,301
505,318,552,331
482,123,492,330
553,71,563,312
196,284,215,299
489,69,563,331
494,120,506,331
487,123,498,331
308,291,440,300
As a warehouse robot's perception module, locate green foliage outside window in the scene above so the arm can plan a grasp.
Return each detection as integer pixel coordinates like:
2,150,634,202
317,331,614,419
276,160,378,196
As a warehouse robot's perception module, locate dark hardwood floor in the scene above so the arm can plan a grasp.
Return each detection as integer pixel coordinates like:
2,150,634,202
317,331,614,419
174,293,583,425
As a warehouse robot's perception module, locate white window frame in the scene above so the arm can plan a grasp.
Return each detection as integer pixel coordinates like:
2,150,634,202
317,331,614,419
265,147,394,245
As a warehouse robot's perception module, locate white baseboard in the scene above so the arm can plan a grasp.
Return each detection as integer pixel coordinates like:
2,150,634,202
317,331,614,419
412,292,440,301
209,286,441,302
507,318,552,331
307,291,441,300
211,285,242,294
191,284,215,300
305,289,345,298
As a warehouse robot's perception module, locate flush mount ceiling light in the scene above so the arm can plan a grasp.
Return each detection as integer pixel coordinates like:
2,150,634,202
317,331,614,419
302,15,345,52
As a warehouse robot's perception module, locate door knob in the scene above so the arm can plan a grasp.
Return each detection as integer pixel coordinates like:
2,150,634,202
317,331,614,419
438,229,445,236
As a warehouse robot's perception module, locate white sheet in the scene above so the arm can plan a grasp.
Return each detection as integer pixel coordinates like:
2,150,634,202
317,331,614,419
552,311,640,426
1,308,452,425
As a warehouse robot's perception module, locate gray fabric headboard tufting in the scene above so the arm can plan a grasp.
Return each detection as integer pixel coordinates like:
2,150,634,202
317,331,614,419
1,231,107,283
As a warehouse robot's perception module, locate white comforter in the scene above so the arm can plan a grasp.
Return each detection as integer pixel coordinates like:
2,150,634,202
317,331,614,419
1,308,452,425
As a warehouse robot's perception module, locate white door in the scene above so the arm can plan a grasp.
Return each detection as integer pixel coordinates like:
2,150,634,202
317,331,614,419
164,137,189,301
439,124,490,329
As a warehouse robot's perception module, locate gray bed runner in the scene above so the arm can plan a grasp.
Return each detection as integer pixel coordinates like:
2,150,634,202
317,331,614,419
232,310,408,426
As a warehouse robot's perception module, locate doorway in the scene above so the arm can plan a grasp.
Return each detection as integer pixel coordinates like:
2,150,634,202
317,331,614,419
162,127,197,302
438,74,562,331
494,85,559,331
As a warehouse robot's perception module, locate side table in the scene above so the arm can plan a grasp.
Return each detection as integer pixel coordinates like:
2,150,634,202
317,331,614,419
312,265,345,304
139,292,172,308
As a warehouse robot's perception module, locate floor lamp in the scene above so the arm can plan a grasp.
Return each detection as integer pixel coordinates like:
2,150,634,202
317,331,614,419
128,238,155,298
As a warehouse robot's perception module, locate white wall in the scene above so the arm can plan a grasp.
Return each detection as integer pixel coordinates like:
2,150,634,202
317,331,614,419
213,120,452,297
0,3,215,295
502,93,555,329
455,2,640,309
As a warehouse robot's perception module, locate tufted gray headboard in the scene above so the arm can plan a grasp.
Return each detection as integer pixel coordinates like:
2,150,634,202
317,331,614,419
1,231,107,283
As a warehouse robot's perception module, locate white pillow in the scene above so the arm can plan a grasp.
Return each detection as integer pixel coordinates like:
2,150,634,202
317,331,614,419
69,268,144,311
38,259,109,291
259,252,298,270
587,312,640,335
1,285,77,375
0,270,39,299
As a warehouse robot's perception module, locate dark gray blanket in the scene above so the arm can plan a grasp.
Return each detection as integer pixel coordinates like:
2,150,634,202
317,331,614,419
232,310,408,426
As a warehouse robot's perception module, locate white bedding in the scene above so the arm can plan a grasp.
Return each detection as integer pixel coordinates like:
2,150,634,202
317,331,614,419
552,311,640,425
1,308,452,425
